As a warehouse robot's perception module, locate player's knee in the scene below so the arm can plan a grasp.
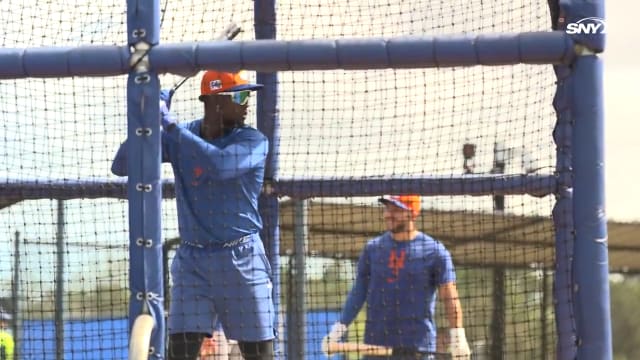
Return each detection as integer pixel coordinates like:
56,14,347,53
237,340,273,360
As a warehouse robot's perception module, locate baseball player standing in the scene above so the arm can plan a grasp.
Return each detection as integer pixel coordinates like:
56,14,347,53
112,70,274,360
322,195,471,360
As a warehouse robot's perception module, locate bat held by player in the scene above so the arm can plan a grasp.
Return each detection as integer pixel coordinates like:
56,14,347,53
321,338,455,359
171,22,242,92
321,338,392,357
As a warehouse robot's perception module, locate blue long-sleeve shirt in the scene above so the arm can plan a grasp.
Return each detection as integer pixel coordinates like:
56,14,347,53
111,119,268,245
339,232,455,351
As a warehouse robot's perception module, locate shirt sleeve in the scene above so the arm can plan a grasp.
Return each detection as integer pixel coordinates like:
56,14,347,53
436,245,456,285
109,131,177,176
340,243,372,325
163,126,268,180
110,140,128,176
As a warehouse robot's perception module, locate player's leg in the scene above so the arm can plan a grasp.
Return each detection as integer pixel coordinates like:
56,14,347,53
168,332,206,360
211,235,276,359
206,324,230,360
228,340,243,360
237,340,274,360
168,246,218,360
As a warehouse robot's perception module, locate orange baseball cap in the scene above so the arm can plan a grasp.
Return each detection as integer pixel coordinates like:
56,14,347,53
199,70,263,101
379,195,421,217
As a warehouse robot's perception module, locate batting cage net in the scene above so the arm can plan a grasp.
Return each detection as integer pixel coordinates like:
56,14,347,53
0,0,577,359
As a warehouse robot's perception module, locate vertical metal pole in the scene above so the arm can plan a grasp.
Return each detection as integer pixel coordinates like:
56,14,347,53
126,0,164,357
489,267,505,359
55,200,65,360
492,142,506,212
552,55,578,360
490,143,505,359
254,0,281,358
551,1,608,359
287,200,308,359
12,231,20,360
571,52,611,360
162,243,170,312
541,269,549,359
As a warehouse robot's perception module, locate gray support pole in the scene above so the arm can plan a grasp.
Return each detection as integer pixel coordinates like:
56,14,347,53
541,269,549,359
12,231,20,360
55,200,65,360
489,268,505,359
287,200,308,359
490,142,506,359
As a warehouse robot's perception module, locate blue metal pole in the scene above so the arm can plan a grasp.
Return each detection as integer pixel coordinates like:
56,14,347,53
288,200,309,359
571,53,611,360
552,63,577,360
126,0,164,358
254,1,282,358
555,0,611,358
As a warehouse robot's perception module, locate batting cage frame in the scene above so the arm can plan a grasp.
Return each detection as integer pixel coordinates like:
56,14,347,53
0,0,611,359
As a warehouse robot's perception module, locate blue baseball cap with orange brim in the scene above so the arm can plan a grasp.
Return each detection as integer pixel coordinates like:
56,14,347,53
378,195,422,217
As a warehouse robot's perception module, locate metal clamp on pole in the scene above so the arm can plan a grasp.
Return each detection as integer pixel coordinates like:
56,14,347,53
130,41,151,73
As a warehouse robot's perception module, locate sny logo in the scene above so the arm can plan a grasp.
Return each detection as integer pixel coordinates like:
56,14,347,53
566,17,606,35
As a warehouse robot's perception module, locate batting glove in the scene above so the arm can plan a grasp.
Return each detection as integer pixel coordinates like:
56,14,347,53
321,322,347,357
160,89,174,110
159,100,177,131
448,328,471,359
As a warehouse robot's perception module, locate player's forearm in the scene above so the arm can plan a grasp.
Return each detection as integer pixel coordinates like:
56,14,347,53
444,297,464,328
439,281,464,328
340,278,368,325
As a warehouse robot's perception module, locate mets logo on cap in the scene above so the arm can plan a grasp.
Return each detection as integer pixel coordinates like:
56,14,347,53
208,79,222,91
199,70,264,101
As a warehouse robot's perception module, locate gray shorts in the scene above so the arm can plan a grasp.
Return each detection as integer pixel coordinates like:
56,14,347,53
168,234,275,342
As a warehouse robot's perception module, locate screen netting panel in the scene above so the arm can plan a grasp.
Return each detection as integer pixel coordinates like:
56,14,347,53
274,1,558,359
0,0,562,359
0,200,130,359
1,1,130,359
0,1,255,358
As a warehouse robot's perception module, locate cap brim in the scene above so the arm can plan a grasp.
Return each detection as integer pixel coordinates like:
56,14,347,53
378,197,411,211
199,84,263,102
226,84,263,92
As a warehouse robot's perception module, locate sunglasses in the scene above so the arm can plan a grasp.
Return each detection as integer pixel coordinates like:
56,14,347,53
218,90,250,106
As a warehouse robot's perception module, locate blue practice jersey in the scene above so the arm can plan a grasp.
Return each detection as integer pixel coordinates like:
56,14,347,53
339,232,455,351
112,119,268,245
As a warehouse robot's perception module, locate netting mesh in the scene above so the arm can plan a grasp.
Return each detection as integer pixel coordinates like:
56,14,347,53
0,0,562,359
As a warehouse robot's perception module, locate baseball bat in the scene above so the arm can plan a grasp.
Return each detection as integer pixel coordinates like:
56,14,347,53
323,340,454,359
128,314,154,360
171,22,242,92
323,340,392,356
